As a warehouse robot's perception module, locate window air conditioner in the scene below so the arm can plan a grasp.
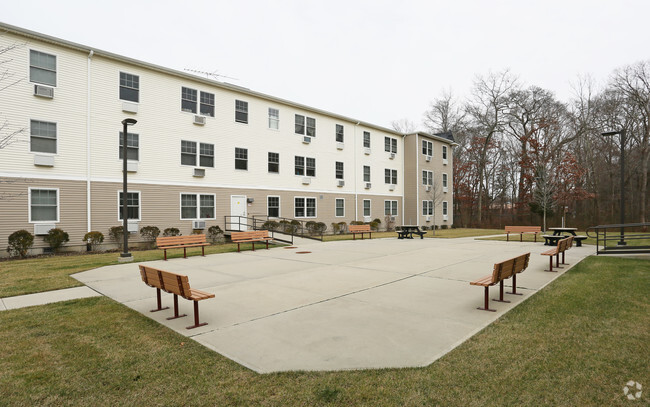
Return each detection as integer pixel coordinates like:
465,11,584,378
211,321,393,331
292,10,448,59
122,102,138,113
389,153,396,159
425,155,432,162
337,180,345,187
193,115,206,125
425,216,431,222
34,85,54,99
34,154,55,167
443,187,448,193
365,182,371,189
443,158,448,165
193,168,205,177
302,177,311,185
390,216,396,221
303,136,311,144
363,216,371,222
364,147,371,155
425,185,431,192
192,220,206,229
389,184,395,191
337,142,344,150
443,215,448,221
127,161,138,172
34,223,55,235
127,221,139,233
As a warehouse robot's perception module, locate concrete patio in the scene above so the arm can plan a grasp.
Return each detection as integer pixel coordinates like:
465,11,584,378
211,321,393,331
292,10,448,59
73,236,591,373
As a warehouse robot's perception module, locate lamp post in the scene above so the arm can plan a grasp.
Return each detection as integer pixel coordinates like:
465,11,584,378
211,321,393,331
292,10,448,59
121,118,137,260
601,129,626,245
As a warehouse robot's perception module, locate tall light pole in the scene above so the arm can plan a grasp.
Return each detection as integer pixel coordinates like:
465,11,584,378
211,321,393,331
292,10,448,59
121,118,137,260
602,129,626,245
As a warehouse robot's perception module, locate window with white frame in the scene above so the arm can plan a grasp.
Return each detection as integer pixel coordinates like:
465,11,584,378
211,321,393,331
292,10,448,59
335,198,345,217
422,170,433,186
384,169,397,184
363,199,371,217
267,196,280,217
443,201,448,216
442,145,448,160
384,137,397,153
295,156,315,176
30,188,58,222
181,141,213,167
443,173,448,188
294,197,316,218
200,92,215,117
268,152,279,173
268,108,279,129
200,143,214,167
181,140,196,165
363,165,371,182
119,72,139,103
384,200,398,216
181,87,197,113
295,114,316,136
180,194,215,219
335,124,344,142
422,140,433,156
30,120,57,154
119,132,139,160
118,191,140,220
30,50,56,86
363,131,371,148
235,100,248,123
422,200,433,216
335,162,344,179
235,147,248,170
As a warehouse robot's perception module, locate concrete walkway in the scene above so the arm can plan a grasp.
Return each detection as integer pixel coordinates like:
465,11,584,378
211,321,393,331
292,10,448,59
0,286,101,311
68,236,591,373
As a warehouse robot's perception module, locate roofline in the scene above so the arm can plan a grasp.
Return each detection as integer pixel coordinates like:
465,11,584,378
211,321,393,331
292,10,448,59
405,131,456,145
0,21,404,137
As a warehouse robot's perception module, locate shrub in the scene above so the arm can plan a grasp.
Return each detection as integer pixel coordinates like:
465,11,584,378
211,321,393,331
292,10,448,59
262,220,279,231
331,222,341,235
373,218,382,225
337,221,347,234
109,226,124,249
384,216,395,232
163,227,181,237
207,225,224,243
369,221,380,231
313,222,327,235
305,221,317,235
441,225,448,230
350,220,364,226
83,231,104,251
140,226,160,249
43,228,69,252
7,230,34,258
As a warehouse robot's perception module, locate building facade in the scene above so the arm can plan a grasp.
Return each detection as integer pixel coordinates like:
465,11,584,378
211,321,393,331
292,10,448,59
0,23,454,254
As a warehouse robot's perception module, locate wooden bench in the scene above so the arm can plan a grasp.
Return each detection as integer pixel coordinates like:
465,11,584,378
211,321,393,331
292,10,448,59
139,265,215,329
397,226,427,239
231,230,273,252
156,234,209,261
470,252,530,311
505,226,541,242
541,236,571,272
349,224,372,240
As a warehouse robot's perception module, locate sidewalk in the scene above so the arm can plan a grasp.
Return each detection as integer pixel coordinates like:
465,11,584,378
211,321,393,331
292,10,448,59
0,286,101,311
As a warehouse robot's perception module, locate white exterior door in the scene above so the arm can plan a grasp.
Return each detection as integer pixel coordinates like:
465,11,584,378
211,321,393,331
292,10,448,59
230,195,247,231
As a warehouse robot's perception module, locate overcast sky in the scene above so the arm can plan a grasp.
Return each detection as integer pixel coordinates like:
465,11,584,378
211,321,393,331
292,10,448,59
3,0,649,129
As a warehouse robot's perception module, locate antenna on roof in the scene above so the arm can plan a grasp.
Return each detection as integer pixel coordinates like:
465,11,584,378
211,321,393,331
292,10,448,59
183,68,239,82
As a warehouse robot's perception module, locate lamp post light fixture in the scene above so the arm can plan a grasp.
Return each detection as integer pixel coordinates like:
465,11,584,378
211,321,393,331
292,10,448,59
120,118,137,261
601,129,627,245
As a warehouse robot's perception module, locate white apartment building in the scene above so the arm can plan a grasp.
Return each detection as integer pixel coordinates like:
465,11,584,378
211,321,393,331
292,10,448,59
0,23,454,254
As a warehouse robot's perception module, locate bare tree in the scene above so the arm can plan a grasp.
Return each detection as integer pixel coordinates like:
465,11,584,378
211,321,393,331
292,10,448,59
423,90,466,134
390,118,418,134
425,179,445,235
532,165,556,231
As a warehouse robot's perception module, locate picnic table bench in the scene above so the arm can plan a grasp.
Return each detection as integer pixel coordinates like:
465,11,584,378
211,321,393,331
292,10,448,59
397,225,427,239
470,252,530,312
505,226,541,242
547,227,587,247
541,236,573,272
349,224,372,240
231,230,273,252
139,265,215,329
156,234,210,261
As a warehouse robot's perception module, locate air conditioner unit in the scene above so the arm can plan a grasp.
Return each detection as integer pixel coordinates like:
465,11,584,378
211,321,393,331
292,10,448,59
34,85,54,99
443,158,448,166
389,184,395,191
425,185,431,192
127,161,138,172
302,177,311,185
443,187,448,193
363,216,371,223
389,153,396,159
127,221,139,233
122,102,138,113
337,142,344,150
365,182,371,189
443,215,448,222
425,155,432,162
192,220,206,229
302,136,311,144
337,180,345,187
390,216,396,221
34,154,54,167
193,115,206,125
364,147,371,155
34,223,55,235
193,168,205,177
425,216,431,222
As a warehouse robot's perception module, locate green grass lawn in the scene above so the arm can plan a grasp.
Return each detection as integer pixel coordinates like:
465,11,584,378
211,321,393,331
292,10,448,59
1,256,647,406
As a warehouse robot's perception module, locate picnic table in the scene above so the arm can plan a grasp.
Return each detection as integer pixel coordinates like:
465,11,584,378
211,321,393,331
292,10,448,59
397,226,427,239
545,227,587,247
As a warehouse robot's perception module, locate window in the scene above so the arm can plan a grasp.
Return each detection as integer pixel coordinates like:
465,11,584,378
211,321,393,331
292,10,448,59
30,120,57,154
295,156,304,176
30,50,56,86
423,200,433,216
119,72,139,102
181,141,196,166
268,196,280,217
336,124,344,142
335,198,345,217
118,191,140,220
443,173,448,188
200,92,215,117
422,170,433,186
180,194,215,219
363,131,371,148
235,100,248,123
443,201,448,216
30,188,58,222
296,156,316,176
363,199,371,217
422,140,433,156
335,162,344,179
181,87,197,113
294,197,316,218
295,114,305,134
384,169,397,184
119,132,139,160
268,152,279,173
295,114,316,136
442,145,448,160
268,108,279,129
200,143,214,167
384,200,398,216
235,147,248,170
384,137,397,153
306,117,316,137
306,157,316,176
363,165,371,182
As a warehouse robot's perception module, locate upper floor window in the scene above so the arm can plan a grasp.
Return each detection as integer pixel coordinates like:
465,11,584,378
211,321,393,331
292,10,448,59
268,108,279,129
118,191,140,220
200,143,214,167
422,140,433,156
422,170,433,186
30,188,58,222
443,201,448,216
336,124,344,142
30,120,57,154
363,131,371,148
295,114,316,136
363,165,371,182
181,194,215,219
268,152,279,173
385,169,397,184
181,141,213,167
200,92,215,117
119,132,139,161
235,147,248,170
384,137,397,153
30,50,56,86
442,145,448,160
442,173,448,188
181,141,196,165
119,72,139,103
235,100,248,123
295,156,315,176
181,87,197,113
335,162,344,179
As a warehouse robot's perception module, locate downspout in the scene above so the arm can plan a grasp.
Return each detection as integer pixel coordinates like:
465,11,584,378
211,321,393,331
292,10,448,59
354,122,359,221
415,134,419,226
86,50,93,233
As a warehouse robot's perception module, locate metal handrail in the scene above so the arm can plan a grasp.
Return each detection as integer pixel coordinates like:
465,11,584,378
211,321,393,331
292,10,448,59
586,223,650,255
224,215,325,242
